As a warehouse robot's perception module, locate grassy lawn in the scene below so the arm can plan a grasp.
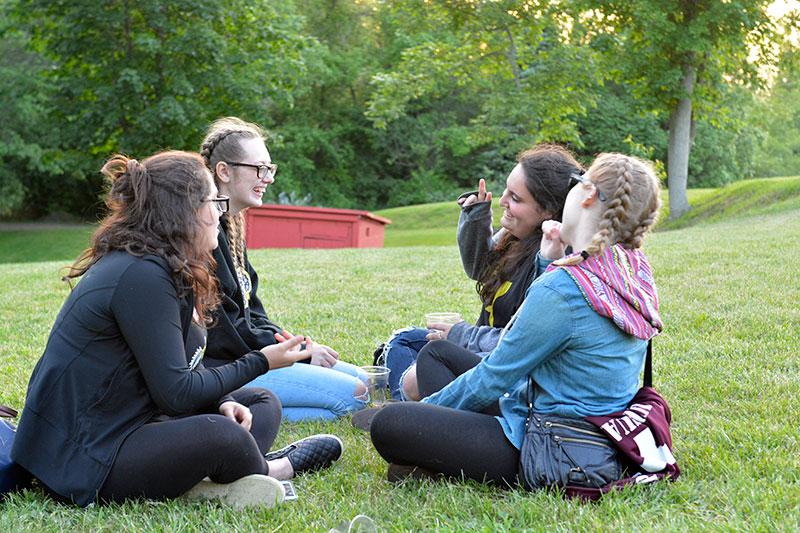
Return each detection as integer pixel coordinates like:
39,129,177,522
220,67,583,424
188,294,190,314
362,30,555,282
1,199,799,529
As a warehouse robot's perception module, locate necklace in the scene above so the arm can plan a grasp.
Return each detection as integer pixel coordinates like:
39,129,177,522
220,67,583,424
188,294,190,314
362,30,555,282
236,266,252,308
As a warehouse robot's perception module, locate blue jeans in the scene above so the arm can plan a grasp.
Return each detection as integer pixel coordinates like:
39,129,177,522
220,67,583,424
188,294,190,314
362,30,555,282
246,360,368,422
380,328,430,400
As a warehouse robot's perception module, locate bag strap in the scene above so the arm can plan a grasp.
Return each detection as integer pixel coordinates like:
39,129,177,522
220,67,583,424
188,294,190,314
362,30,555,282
644,339,653,388
0,405,18,418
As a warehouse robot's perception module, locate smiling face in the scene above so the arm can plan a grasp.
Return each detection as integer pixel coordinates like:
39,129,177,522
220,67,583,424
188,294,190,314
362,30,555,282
198,172,222,252
498,164,553,239
217,137,274,214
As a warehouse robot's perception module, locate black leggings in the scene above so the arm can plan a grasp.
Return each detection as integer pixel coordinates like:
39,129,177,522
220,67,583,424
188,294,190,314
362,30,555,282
370,402,520,487
99,387,281,503
416,340,499,416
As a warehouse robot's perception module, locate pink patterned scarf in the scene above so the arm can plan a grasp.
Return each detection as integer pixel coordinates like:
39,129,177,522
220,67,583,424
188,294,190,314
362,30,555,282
546,245,663,340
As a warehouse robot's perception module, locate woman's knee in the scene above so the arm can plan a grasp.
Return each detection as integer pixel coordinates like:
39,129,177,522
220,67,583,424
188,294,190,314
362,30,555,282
199,415,255,449
353,380,368,400
417,339,451,366
369,403,407,450
400,365,420,401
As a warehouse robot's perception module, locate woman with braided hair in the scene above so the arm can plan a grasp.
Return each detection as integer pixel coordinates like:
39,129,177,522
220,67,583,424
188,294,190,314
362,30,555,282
369,153,664,489
199,117,368,422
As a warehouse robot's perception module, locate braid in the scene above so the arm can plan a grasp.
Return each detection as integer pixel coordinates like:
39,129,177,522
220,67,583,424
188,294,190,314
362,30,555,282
199,128,237,170
555,154,661,265
585,159,633,256
224,212,247,269
622,178,661,249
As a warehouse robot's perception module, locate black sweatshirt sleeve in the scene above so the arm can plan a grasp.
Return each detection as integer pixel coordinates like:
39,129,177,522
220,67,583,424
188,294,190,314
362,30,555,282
206,235,282,360
111,258,269,416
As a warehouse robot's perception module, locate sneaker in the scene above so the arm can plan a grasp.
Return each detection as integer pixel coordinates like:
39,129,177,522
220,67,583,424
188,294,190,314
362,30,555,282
181,474,285,509
264,434,344,476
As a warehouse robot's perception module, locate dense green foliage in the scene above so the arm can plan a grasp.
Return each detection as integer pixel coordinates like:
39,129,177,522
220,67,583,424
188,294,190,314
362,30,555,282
1,203,799,529
0,0,797,219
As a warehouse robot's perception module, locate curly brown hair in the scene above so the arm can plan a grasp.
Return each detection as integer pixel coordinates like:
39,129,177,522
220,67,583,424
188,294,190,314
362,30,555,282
65,151,220,324
477,144,582,306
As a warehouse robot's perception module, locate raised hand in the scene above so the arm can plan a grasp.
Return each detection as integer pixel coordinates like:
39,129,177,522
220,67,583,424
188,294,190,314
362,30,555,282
540,220,567,260
458,178,493,208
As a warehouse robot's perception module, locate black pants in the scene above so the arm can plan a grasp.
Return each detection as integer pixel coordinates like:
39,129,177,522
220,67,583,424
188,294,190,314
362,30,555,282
416,340,499,416
99,387,281,503
369,402,520,487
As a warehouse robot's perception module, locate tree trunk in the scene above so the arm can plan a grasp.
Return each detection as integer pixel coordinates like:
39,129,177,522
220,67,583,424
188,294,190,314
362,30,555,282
666,63,696,220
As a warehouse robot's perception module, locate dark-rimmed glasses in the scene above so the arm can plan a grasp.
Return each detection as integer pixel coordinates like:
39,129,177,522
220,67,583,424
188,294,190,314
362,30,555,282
227,161,278,180
204,195,230,213
569,171,606,202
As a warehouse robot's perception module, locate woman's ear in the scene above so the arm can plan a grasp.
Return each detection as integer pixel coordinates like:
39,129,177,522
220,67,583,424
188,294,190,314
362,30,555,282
580,187,599,208
215,161,231,184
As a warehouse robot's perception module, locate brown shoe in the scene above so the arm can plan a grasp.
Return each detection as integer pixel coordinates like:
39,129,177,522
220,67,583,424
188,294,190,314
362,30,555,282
350,407,383,432
387,463,442,483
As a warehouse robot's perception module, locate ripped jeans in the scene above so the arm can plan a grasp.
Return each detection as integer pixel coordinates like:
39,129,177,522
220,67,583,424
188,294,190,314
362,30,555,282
246,361,368,422
377,327,430,400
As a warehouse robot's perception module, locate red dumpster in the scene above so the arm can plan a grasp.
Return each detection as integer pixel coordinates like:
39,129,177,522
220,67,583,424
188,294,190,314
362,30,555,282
244,205,392,249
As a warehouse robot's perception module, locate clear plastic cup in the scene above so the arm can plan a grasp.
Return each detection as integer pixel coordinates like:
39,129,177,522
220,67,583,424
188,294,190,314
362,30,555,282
360,365,391,406
424,312,463,328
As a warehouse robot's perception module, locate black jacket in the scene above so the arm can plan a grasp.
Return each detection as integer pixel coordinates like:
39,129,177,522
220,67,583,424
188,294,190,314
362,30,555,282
205,220,282,364
456,195,538,328
12,252,268,506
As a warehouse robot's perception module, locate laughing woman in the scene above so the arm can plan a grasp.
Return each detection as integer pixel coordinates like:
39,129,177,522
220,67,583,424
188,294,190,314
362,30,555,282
199,117,368,421
12,151,342,508
383,145,582,402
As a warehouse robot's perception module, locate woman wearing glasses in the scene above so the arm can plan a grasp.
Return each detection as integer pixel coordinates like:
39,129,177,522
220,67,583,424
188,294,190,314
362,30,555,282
12,151,343,508
199,117,368,422
370,153,663,488
381,145,582,403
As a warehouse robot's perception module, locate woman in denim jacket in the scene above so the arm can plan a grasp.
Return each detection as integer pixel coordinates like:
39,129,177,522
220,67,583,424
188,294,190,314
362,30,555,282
369,153,664,487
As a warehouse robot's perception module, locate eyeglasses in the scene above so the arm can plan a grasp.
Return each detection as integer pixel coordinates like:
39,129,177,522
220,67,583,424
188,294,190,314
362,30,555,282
227,161,278,180
569,171,606,202
203,195,230,213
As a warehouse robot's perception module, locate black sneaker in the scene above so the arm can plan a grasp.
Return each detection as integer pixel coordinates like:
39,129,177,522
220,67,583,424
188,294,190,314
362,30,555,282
264,434,344,476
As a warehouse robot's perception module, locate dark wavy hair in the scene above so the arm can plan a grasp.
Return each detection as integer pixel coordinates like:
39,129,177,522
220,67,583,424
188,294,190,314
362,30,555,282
65,151,220,324
477,144,582,306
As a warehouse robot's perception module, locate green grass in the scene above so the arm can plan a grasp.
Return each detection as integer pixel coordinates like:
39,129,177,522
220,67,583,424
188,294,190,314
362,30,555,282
1,202,799,530
658,176,800,230
0,226,94,264
2,177,798,258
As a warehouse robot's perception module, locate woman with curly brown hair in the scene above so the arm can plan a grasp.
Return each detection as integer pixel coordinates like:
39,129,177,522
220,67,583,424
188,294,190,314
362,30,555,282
12,151,342,509
379,145,583,402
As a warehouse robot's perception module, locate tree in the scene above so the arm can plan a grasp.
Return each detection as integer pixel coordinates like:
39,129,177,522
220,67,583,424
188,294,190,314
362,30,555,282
12,0,311,214
363,0,604,205
582,0,782,219
753,38,800,178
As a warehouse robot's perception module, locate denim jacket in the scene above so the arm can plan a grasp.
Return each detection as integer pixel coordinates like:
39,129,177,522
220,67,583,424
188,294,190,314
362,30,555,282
423,254,646,449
